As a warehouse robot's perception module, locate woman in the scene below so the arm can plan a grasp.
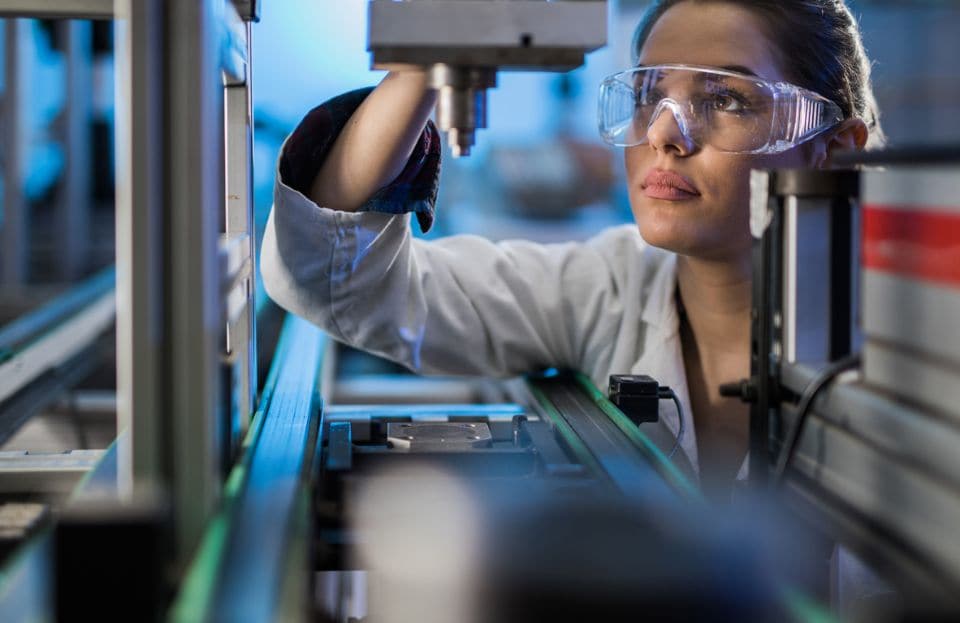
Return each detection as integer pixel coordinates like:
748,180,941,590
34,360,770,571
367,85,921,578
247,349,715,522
261,0,884,501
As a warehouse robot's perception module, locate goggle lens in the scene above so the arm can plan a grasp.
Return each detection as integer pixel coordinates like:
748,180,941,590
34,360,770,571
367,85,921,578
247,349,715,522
599,65,842,154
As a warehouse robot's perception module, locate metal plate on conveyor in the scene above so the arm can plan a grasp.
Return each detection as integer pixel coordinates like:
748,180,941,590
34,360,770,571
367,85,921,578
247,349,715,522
387,422,493,451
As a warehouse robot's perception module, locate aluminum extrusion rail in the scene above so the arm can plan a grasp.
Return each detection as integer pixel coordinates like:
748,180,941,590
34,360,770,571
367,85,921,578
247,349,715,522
0,0,258,21
525,371,700,502
0,268,115,443
777,361,960,607
0,0,112,19
0,267,114,356
171,314,326,622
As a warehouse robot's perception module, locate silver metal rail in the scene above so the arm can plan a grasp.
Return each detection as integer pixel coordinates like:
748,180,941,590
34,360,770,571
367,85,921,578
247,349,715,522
1,19,28,285
0,0,112,19
0,450,105,495
779,362,960,606
223,10,258,444
54,20,94,280
115,0,260,559
172,315,325,622
164,0,226,555
750,166,960,611
0,0,261,576
0,269,115,406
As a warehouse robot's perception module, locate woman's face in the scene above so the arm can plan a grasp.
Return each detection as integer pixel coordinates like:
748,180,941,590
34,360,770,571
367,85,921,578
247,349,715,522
626,1,812,262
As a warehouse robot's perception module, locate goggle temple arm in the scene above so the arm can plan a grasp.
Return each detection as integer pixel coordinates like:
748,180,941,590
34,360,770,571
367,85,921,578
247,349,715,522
772,85,845,151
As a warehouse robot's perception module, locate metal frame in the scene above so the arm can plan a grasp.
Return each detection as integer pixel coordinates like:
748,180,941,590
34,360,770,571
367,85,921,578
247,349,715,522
0,450,104,495
54,20,94,280
0,286,114,405
779,362,960,607
224,15,258,445
0,0,112,19
171,315,325,622
1,18,28,285
748,169,859,486
0,3,263,617
1,16,100,284
164,0,226,555
751,166,960,611
114,0,165,504
0,268,114,445
113,0,260,560
0,0,257,22
0,0,261,597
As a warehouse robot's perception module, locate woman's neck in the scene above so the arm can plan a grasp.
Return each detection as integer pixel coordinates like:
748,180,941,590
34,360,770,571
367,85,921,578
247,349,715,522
675,254,752,355
676,253,753,502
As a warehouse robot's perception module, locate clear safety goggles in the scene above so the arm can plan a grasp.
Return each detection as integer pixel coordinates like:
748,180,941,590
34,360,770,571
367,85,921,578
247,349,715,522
598,64,844,154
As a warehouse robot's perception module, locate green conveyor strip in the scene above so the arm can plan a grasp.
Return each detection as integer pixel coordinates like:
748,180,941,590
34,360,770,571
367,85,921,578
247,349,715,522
527,382,609,482
572,372,702,501
169,312,298,622
781,586,842,623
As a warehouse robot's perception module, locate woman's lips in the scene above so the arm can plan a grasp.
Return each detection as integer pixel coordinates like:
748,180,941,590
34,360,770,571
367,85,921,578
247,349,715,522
642,168,701,200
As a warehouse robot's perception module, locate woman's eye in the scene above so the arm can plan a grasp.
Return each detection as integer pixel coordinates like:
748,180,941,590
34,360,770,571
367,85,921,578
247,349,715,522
709,91,749,113
636,87,664,106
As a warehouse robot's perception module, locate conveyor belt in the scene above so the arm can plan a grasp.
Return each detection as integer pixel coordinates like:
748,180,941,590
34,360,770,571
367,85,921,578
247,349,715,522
172,314,325,622
526,371,700,501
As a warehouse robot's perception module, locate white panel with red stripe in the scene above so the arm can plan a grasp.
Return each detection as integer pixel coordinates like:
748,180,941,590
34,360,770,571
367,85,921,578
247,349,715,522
861,166,960,419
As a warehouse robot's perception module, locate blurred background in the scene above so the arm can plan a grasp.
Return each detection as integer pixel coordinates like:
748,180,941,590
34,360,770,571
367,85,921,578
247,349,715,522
1,0,958,289
2,0,958,440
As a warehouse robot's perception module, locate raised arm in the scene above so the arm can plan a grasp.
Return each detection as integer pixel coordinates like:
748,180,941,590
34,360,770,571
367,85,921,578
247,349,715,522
262,75,637,382
308,70,437,212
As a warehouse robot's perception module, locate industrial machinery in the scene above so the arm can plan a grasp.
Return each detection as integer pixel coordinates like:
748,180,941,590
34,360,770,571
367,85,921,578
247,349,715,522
1,0,959,621
733,154,960,619
0,0,264,617
367,0,607,156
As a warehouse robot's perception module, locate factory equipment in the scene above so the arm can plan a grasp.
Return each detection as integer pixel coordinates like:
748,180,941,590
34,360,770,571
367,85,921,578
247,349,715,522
0,0,264,617
0,15,110,285
733,157,960,619
163,319,721,621
1,0,959,621
367,0,607,156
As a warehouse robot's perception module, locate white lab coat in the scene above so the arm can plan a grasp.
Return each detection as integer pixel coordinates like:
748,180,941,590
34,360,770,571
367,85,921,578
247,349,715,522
260,162,701,473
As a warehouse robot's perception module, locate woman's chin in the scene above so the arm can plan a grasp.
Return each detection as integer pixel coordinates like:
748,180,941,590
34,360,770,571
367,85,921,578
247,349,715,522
636,219,699,254
637,221,752,263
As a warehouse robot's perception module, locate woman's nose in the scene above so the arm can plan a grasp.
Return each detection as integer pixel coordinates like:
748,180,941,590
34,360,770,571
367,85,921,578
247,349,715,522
645,99,696,156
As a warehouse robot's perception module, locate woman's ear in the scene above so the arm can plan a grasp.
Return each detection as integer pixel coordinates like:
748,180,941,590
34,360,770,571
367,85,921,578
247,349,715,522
815,118,869,168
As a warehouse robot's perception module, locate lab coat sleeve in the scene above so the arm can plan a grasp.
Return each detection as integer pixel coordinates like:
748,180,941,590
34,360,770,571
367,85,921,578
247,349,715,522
278,86,441,233
260,177,630,377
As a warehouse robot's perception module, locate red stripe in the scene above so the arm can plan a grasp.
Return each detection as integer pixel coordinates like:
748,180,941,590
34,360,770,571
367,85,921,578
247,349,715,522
863,204,960,288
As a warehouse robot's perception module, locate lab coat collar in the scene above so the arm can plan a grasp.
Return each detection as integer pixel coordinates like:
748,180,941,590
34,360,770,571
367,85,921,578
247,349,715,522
640,247,681,336
628,248,700,474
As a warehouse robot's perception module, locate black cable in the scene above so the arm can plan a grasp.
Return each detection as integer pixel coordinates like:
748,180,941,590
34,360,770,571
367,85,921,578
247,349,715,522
772,354,861,486
658,386,685,459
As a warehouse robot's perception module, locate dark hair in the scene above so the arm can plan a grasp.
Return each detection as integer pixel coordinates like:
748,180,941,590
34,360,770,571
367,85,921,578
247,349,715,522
632,0,886,148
